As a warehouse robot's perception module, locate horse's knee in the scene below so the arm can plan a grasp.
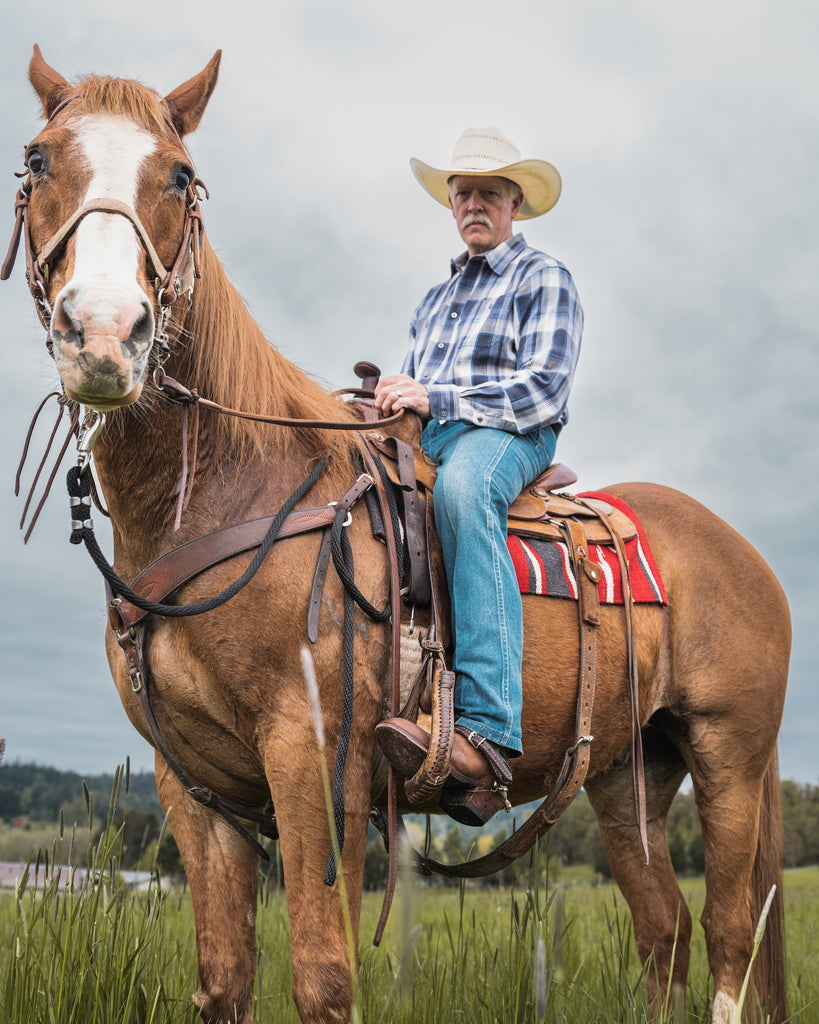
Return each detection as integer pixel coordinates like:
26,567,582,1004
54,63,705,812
292,957,353,1024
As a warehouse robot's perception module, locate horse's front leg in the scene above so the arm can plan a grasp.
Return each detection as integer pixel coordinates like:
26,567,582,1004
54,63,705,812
263,710,375,1024
155,752,259,1024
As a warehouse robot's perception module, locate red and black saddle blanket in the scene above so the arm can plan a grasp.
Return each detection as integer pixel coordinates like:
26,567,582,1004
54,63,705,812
508,491,668,606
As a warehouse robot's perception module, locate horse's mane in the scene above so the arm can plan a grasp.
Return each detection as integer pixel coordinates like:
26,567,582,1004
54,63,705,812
177,240,360,473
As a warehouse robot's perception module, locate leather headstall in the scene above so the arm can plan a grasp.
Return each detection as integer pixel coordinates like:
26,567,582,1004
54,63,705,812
1,94,207,318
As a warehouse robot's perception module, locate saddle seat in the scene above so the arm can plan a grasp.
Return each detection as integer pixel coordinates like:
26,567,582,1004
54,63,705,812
364,412,636,550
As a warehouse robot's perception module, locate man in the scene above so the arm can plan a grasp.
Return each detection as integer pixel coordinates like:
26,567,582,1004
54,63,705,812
374,126,584,826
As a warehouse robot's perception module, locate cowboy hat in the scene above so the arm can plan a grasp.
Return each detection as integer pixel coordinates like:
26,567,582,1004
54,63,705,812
410,126,562,219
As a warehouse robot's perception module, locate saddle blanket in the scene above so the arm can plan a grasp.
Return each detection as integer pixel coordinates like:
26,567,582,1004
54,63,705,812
508,491,668,606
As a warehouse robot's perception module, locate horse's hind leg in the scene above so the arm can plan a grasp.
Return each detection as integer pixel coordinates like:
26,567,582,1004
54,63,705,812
687,724,785,1024
155,753,259,1024
585,729,691,1016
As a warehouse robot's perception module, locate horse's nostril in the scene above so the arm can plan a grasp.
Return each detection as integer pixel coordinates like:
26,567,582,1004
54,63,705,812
125,305,154,356
51,288,84,346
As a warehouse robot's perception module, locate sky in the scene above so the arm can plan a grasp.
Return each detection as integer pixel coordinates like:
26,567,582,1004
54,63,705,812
0,1,816,785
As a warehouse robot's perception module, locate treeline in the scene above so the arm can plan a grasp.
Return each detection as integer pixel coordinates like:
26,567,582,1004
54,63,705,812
0,762,163,823
1,762,817,886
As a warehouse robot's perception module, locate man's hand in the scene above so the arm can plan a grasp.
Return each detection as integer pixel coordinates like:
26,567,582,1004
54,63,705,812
374,374,430,418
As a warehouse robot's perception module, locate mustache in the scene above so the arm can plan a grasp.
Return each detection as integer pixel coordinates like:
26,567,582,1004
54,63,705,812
461,214,492,229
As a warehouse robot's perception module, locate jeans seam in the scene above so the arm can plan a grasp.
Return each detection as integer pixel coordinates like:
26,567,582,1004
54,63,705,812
484,434,515,747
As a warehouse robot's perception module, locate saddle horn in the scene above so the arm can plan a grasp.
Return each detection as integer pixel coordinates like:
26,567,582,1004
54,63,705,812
353,360,381,394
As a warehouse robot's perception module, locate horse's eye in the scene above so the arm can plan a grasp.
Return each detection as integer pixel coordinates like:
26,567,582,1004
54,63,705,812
26,149,45,175
174,168,192,192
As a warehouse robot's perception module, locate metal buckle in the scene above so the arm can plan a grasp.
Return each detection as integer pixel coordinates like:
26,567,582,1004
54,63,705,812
328,501,353,527
76,409,106,474
567,734,594,756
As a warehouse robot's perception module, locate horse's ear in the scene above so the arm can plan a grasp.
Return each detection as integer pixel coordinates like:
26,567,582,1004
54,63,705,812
164,51,222,138
29,44,71,119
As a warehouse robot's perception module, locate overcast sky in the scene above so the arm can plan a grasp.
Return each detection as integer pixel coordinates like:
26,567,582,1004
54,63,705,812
0,1,816,786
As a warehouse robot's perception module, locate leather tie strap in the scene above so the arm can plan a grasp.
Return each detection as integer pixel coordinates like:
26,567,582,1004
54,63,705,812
353,436,404,947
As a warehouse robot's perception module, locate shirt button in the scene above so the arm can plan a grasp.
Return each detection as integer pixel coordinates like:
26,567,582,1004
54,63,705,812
437,342,445,349
450,311,458,319
422,371,430,377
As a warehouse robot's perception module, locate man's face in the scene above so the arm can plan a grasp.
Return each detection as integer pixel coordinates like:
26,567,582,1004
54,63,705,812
448,175,523,256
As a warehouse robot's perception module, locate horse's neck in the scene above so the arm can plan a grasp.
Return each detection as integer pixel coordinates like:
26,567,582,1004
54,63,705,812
91,245,355,571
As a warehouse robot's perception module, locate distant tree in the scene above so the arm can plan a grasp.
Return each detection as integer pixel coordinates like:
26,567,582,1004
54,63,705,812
0,784,21,819
781,780,819,867
666,791,703,877
550,793,605,867
363,837,389,890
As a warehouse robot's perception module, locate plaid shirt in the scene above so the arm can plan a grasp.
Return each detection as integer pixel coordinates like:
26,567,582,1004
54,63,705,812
403,233,583,435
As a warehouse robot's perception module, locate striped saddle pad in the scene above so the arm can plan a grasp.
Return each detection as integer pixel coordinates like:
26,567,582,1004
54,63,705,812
508,491,667,606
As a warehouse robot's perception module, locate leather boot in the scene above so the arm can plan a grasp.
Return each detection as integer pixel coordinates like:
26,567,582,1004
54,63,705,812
375,719,512,826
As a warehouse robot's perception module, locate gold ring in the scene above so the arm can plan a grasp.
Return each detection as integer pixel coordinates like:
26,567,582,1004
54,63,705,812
396,390,403,397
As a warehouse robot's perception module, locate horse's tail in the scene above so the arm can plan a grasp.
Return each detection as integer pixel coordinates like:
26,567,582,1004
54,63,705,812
749,749,787,1023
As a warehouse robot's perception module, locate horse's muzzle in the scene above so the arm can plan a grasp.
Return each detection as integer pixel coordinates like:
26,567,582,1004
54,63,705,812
50,280,154,407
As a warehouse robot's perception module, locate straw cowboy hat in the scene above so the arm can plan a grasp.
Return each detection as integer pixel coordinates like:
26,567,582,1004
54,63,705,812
410,126,562,219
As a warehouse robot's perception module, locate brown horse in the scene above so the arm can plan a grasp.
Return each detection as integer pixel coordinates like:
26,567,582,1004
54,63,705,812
6,47,789,1024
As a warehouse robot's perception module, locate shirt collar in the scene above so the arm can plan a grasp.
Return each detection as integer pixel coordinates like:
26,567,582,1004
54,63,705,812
450,232,527,277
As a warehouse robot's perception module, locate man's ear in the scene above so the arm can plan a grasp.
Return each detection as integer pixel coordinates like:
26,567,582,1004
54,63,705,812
511,189,524,220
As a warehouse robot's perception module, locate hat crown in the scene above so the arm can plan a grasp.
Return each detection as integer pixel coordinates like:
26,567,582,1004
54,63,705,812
450,127,522,173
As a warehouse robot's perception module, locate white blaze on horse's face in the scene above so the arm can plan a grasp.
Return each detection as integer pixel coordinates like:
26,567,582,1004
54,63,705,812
49,114,157,410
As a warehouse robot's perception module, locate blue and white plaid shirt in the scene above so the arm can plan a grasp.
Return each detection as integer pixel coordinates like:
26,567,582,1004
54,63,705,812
403,233,583,435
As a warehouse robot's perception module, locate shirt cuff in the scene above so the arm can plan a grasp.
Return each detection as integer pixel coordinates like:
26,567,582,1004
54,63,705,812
427,384,461,422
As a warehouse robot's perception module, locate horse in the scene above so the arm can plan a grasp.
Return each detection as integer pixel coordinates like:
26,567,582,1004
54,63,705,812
5,46,790,1024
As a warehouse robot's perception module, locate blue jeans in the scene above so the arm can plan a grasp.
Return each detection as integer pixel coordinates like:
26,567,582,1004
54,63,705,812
421,420,557,756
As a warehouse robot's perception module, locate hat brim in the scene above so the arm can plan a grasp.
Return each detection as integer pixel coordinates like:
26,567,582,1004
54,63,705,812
410,156,562,219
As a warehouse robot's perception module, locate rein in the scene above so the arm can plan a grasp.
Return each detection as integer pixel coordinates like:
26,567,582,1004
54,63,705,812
68,446,398,876
156,372,405,432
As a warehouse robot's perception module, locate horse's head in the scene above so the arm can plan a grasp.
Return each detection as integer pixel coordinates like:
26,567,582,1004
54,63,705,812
12,45,220,410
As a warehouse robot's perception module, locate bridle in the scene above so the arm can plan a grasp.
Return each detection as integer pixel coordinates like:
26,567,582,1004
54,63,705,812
1,96,402,433
0,94,207,348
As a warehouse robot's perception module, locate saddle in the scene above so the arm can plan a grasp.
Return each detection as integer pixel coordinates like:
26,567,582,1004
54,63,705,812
361,400,636,614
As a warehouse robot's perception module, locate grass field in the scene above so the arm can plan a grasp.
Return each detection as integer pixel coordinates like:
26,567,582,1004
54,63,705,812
1,812,817,1024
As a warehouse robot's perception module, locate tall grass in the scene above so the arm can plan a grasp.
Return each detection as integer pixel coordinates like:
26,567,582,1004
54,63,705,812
2,788,817,1023
0,766,199,1024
